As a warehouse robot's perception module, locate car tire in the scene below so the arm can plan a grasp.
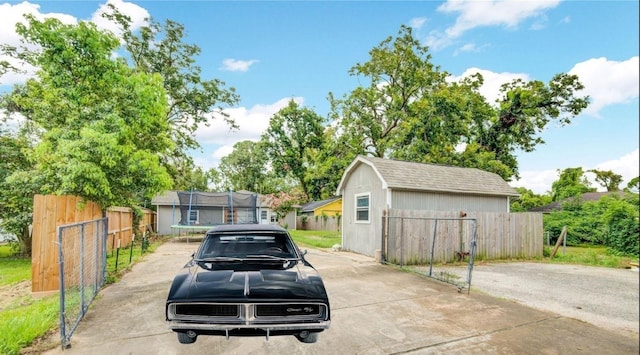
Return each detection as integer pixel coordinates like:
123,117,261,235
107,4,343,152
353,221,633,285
177,332,197,344
295,331,318,343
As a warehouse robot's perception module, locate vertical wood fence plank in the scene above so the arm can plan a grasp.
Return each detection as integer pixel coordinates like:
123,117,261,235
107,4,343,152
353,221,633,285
31,195,153,293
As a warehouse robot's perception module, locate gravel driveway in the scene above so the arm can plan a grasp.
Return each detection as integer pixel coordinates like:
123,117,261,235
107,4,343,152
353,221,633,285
443,262,639,337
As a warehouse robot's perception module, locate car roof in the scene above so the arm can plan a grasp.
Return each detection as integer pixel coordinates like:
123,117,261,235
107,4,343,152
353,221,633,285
206,224,288,234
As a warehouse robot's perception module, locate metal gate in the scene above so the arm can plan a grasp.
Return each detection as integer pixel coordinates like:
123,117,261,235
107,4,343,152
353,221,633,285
57,218,108,348
382,215,478,293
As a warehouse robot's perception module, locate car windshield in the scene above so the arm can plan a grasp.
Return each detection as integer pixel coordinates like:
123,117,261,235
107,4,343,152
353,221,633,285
196,232,298,260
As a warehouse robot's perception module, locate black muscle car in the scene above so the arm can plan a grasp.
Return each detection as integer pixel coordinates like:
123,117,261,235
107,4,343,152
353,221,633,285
165,224,331,344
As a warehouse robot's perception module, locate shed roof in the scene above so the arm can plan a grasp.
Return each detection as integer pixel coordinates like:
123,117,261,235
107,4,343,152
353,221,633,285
336,156,519,197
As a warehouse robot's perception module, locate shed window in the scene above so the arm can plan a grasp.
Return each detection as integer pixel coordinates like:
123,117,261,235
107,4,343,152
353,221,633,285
355,193,370,223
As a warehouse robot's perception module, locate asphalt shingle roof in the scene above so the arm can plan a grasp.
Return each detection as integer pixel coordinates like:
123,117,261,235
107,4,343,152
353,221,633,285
339,156,519,197
300,197,341,212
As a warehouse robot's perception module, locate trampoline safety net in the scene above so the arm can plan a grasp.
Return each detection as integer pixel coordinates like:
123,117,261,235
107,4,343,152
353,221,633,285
177,191,258,226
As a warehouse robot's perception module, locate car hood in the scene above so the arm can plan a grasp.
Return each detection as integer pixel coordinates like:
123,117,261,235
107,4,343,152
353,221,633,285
167,260,329,302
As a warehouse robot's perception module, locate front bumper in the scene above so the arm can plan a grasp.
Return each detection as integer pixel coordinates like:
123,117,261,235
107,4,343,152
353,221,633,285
169,320,331,332
166,301,330,338
168,320,330,340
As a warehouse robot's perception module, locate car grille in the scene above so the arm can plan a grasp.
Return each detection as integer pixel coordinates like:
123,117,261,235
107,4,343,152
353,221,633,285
168,302,328,323
256,304,321,317
175,304,239,317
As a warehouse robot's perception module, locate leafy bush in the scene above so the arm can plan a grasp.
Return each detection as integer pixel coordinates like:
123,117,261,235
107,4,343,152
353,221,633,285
603,199,639,256
543,193,639,257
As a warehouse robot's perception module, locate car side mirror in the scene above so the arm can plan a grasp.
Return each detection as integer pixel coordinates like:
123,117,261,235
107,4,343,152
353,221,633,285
302,249,308,256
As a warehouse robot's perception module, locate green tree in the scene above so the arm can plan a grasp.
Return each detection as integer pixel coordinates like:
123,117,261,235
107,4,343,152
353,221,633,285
625,177,639,193
329,25,589,181
510,187,552,212
102,6,240,187
261,100,325,197
218,140,270,193
305,126,358,199
589,169,623,191
0,128,36,254
0,16,174,253
478,73,588,178
172,165,211,192
550,167,596,201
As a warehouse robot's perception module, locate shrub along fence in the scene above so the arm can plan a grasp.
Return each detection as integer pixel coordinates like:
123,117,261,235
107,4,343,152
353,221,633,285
31,194,156,293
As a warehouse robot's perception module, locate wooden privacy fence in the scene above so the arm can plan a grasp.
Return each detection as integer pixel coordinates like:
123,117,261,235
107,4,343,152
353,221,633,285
296,215,341,231
383,209,543,264
31,194,156,293
106,206,155,252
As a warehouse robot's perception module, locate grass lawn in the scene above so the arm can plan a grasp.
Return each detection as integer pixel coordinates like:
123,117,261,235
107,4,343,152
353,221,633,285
0,236,168,355
543,244,636,268
288,229,341,249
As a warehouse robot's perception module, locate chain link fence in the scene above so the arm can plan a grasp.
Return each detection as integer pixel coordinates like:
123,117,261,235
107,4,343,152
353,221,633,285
383,216,478,293
57,218,108,349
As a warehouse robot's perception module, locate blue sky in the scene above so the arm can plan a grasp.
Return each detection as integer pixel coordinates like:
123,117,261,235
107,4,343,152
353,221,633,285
1,0,638,194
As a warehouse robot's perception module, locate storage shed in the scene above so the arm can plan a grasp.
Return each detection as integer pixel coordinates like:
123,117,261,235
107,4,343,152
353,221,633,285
335,156,520,257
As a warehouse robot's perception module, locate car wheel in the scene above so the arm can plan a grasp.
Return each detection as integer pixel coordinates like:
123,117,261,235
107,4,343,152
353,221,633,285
295,331,318,343
177,331,197,344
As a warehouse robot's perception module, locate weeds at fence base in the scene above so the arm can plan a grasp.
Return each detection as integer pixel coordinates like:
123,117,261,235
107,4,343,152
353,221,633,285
106,234,167,284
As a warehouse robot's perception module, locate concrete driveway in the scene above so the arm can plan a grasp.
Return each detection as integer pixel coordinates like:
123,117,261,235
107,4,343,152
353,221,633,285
41,240,639,355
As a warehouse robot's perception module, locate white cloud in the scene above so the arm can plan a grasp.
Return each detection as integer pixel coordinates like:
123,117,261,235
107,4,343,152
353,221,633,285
438,0,561,38
193,97,304,170
569,56,639,116
0,1,77,46
512,169,558,194
513,148,640,194
452,67,529,104
592,148,639,189
91,0,150,36
409,17,427,29
426,0,560,50
0,1,77,85
453,42,490,56
220,58,259,72
0,0,150,86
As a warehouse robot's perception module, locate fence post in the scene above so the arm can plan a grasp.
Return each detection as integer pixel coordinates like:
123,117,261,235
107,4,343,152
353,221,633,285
550,226,568,258
381,210,388,263
400,217,404,267
428,219,438,277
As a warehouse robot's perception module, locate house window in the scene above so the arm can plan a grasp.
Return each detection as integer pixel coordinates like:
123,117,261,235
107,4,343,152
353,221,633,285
355,193,370,223
188,210,199,224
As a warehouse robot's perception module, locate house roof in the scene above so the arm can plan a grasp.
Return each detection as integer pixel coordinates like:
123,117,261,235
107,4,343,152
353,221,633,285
151,190,269,207
528,191,630,212
336,156,519,197
151,190,179,205
300,196,342,213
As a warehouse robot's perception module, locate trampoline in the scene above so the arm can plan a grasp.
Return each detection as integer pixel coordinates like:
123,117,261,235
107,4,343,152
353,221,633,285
170,190,259,240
